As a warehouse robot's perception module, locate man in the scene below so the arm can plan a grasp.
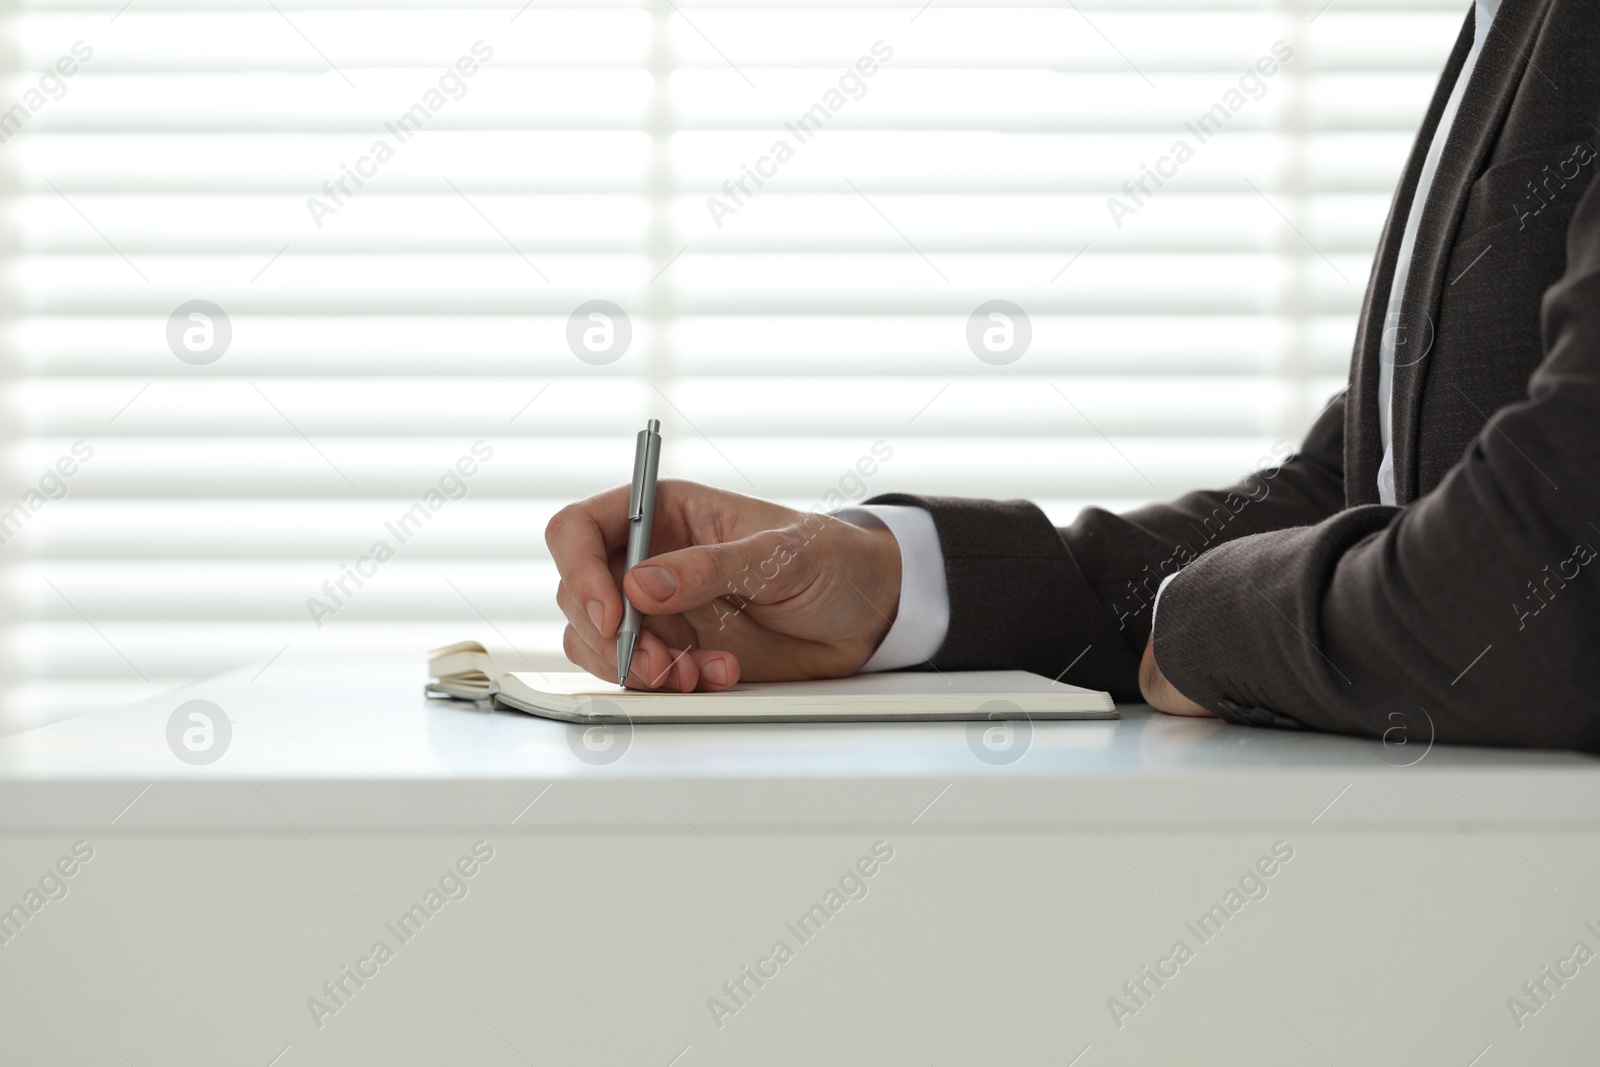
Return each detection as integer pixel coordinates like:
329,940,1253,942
548,0,1600,750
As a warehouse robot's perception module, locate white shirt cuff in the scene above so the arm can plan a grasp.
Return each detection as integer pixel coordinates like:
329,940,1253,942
832,504,950,672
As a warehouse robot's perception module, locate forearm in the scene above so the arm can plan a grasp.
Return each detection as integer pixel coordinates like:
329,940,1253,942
1072,394,1347,656
863,395,1348,698
858,493,1144,695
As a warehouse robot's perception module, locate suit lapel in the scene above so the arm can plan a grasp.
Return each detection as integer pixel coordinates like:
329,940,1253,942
1345,13,1474,507
1390,0,1551,503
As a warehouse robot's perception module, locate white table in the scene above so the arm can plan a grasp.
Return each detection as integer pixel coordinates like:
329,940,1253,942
2,677,1596,1065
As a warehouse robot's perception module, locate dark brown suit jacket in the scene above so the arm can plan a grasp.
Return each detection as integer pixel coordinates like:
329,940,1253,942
871,0,1600,750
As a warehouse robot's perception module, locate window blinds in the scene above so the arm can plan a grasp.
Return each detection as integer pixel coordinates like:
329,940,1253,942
0,0,1466,732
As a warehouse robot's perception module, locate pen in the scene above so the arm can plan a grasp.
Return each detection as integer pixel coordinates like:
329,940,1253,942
617,418,662,685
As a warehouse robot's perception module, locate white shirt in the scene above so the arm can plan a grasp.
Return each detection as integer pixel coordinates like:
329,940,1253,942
832,505,950,671
1377,0,1501,505
843,0,1500,667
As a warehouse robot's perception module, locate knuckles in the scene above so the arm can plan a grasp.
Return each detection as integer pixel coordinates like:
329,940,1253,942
544,505,577,550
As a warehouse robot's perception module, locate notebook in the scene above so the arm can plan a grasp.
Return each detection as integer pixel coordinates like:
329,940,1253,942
425,641,1116,724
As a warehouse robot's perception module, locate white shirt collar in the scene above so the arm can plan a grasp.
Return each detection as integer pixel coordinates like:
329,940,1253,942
1476,0,1503,37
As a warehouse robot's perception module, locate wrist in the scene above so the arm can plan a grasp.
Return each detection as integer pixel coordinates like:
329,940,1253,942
848,521,902,658
867,522,903,621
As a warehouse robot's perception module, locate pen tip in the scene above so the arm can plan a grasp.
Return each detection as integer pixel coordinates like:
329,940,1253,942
617,631,639,687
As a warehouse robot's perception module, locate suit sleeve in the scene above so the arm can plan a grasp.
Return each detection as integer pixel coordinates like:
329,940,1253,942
864,390,1347,702
1152,172,1600,751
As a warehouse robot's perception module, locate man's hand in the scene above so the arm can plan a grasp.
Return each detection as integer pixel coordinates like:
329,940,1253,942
547,480,903,692
1138,632,1214,717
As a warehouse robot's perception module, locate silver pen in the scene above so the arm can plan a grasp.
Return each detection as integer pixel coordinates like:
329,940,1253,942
616,418,662,685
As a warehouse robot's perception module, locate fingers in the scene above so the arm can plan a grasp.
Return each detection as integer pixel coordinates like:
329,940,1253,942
546,486,633,642
687,647,741,689
561,624,741,693
1137,636,1160,704
624,629,695,690
551,480,810,690
559,577,734,691
623,522,824,617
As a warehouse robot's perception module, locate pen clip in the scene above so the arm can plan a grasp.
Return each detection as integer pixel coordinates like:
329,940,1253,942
627,429,650,521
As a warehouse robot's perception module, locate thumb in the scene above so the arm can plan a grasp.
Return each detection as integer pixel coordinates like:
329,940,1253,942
623,526,816,615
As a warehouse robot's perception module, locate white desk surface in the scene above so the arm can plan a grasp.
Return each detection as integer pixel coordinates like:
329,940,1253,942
1,675,1596,828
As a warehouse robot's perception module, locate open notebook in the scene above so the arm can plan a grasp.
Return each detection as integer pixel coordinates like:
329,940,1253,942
426,641,1116,724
